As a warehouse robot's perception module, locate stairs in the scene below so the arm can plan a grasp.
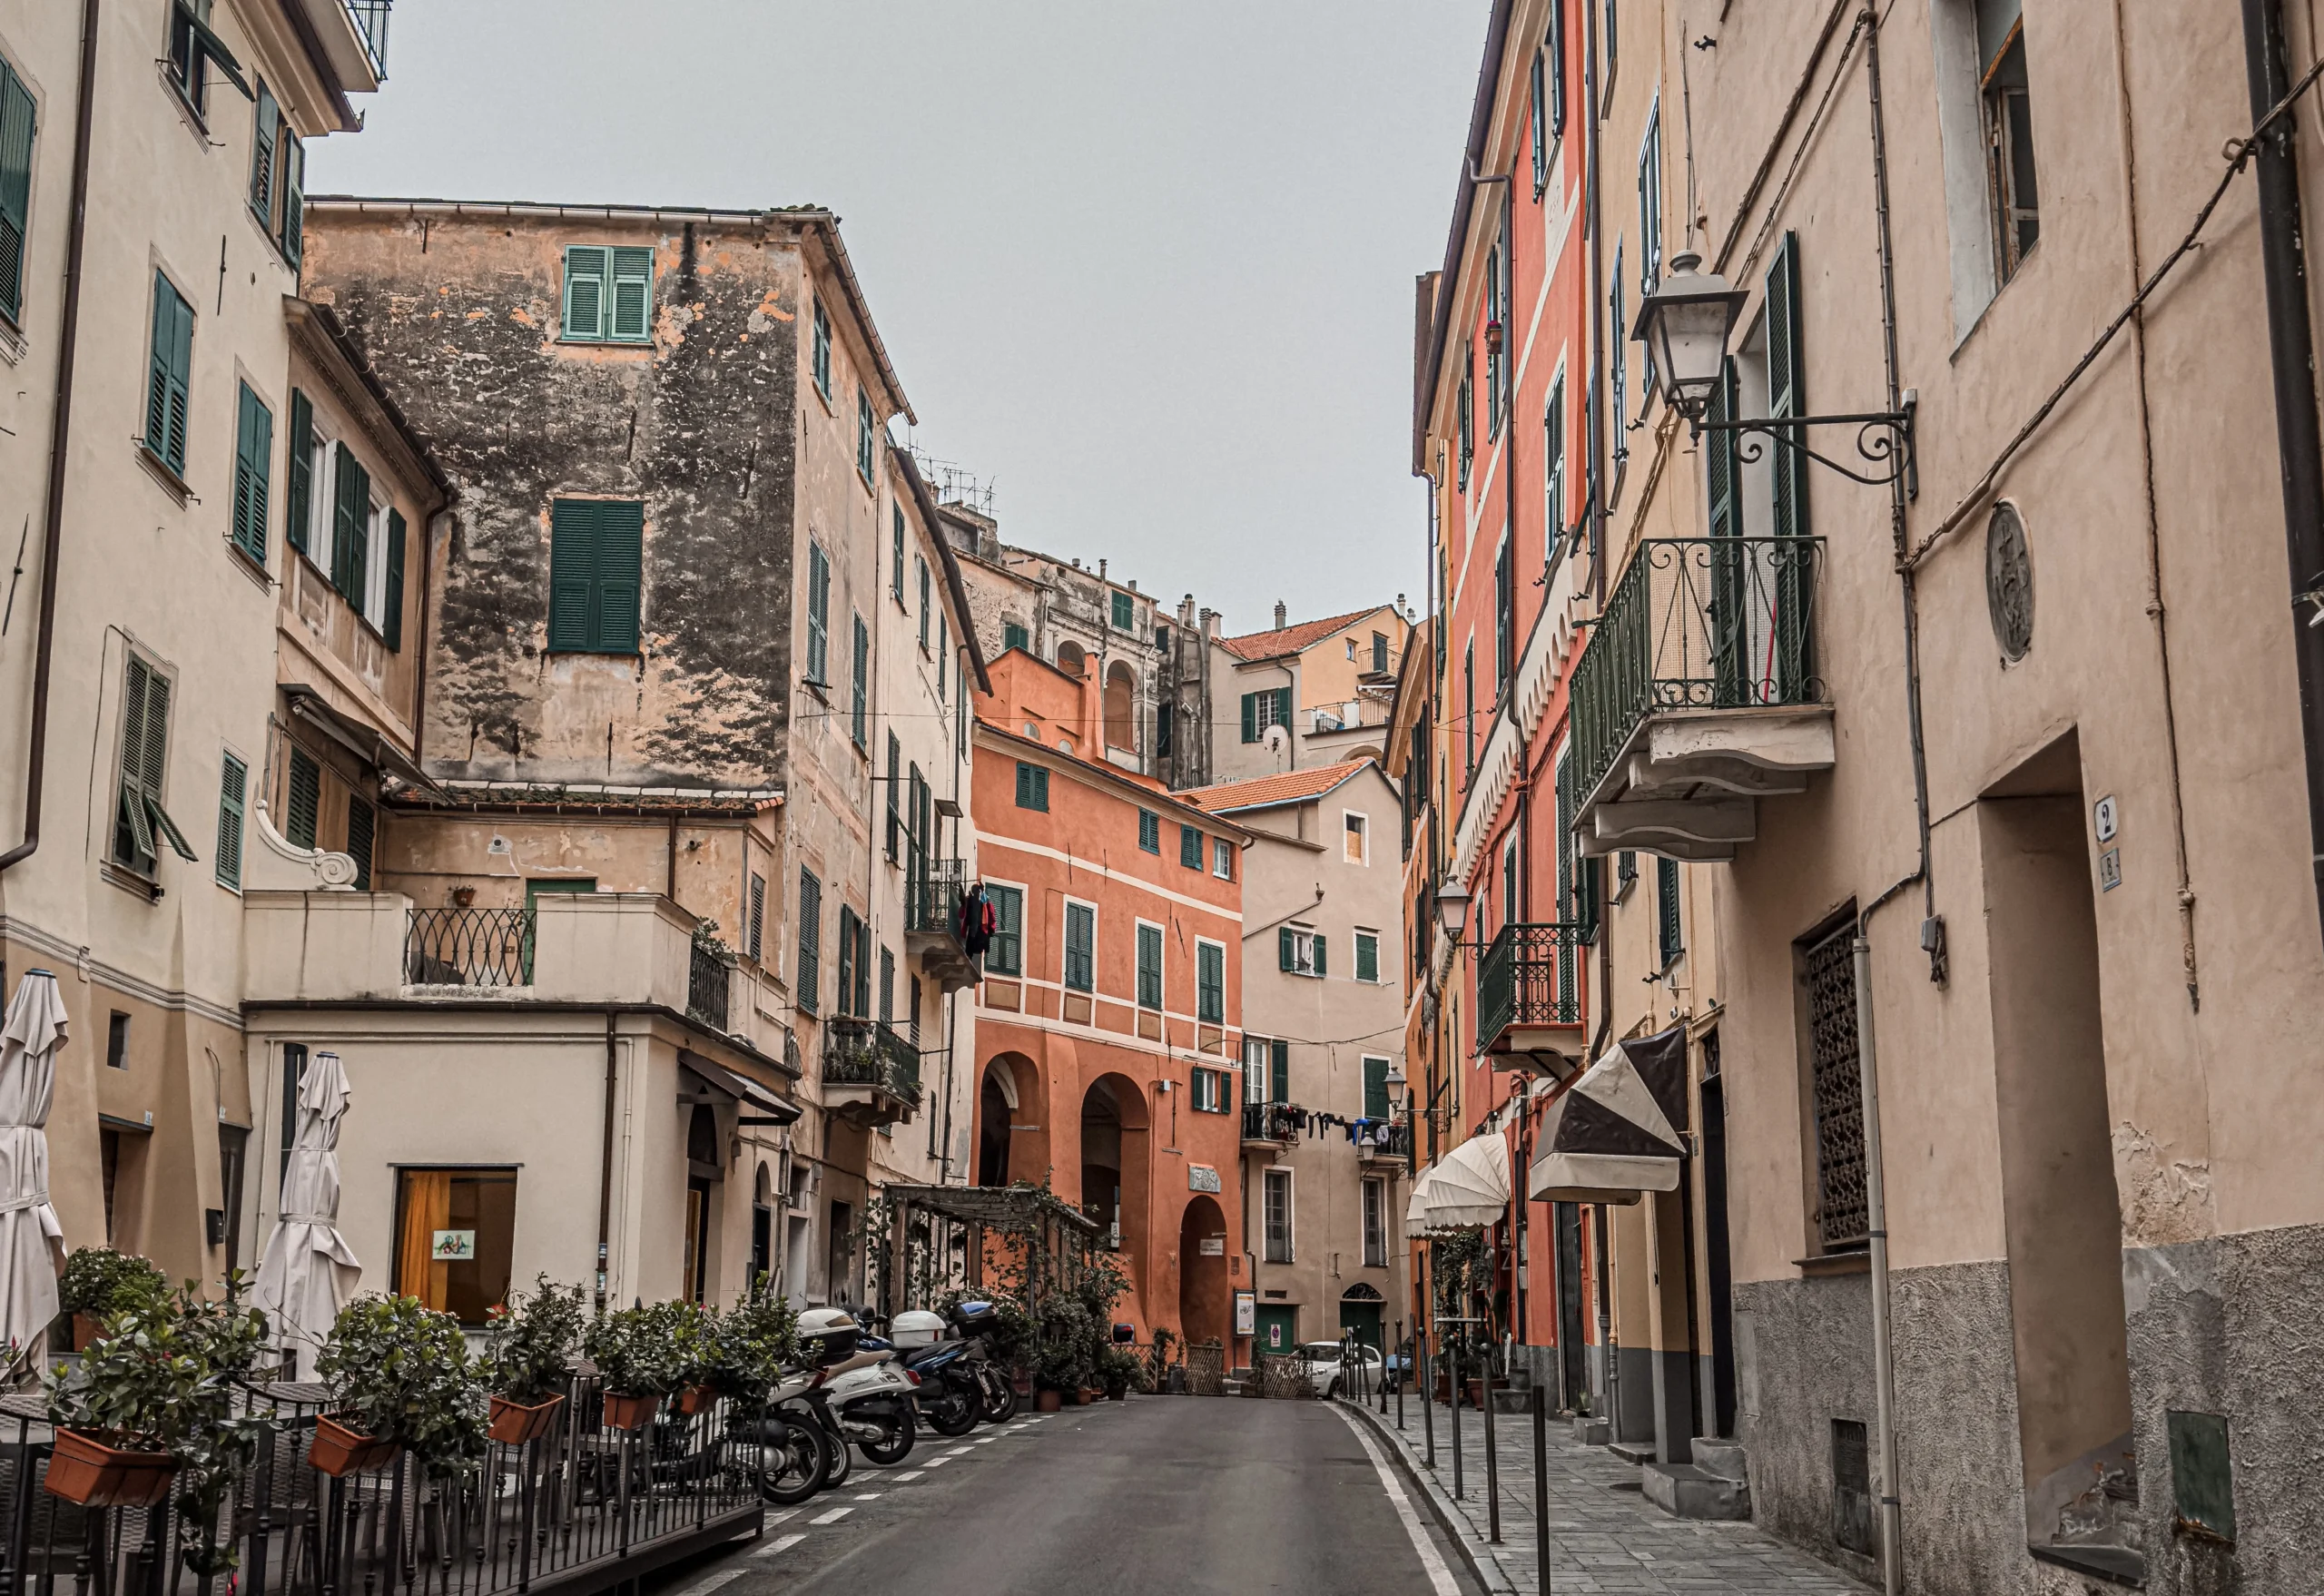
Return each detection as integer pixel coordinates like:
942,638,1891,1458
1640,1437,1752,1522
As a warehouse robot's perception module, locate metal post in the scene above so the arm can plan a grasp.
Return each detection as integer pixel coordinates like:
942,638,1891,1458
1422,1330,1435,1466
1396,1321,1406,1428
1853,934,1903,1596
1532,1384,1551,1594
1450,1338,1463,1499
1483,1330,1502,1542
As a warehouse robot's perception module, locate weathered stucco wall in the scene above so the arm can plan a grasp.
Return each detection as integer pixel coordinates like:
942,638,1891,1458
301,210,803,788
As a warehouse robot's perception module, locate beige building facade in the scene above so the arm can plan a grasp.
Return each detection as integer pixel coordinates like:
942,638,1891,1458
1206,605,1413,786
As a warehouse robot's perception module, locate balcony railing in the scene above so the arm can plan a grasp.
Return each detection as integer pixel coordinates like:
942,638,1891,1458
347,0,390,74
823,1017,923,1107
905,856,964,938
1356,1120,1411,1160
1476,921,1585,1055
1243,1101,1303,1144
1569,537,1823,808
688,936,733,1030
406,907,532,987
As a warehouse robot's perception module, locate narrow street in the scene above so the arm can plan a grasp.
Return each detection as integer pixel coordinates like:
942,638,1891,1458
648,1402,1476,1596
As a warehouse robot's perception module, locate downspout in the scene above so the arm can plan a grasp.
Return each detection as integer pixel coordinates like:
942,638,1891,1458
0,0,101,875
2241,0,2324,938
596,1013,618,1311
1584,0,1607,600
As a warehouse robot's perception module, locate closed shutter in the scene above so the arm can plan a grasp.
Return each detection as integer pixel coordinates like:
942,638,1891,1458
563,246,607,340
549,500,644,653
796,869,822,1013
1275,686,1293,729
382,509,407,650
806,543,830,681
1003,622,1029,652
607,246,654,341
0,59,35,322
1364,1057,1390,1120
1137,923,1162,1010
1064,902,1094,991
891,507,904,598
249,82,277,221
331,443,368,598
1240,693,1257,744
1181,825,1201,869
145,275,192,474
1312,932,1327,978
850,615,869,745
1198,941,1224,1023
1270,1039,1289,1105
285,390,313,555
1278,927,1295,971
1706,358,1748,704
1356,932,1378,984
990,885,1022,976
113,659,158,868
595,501,642,652
837,906,859,1016
231,382,271,566
1015,762,1035,810
1659,857,1683,967
285,747,320,849
1767,232,1808,542
885,734,901,858
345,795,374,890
279,136,303,269
215,751,247,890
748,874,765,961
547,498,594,651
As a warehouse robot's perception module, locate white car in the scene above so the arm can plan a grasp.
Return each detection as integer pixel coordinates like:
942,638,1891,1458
1298,1340,1383,1397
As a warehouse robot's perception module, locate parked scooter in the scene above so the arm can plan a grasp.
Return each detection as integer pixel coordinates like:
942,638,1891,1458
805,1306,920,1465
872,1301,1016,1433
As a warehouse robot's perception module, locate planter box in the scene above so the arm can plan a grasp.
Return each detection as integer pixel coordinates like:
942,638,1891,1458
600,1393,661,1433
310,1415,400,1478
44,1431,178,1508
487,1393,566,1445
1033,1389,1064,1414
674,1385,715,1416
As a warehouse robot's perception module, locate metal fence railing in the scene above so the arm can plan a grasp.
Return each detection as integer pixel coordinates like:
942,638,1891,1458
903,858,963,940
1568,536,1823,807
405,908,532,988
1475,921,1585,1049
0,1374,761,1596
687,940,732,1030
1241,1102,1302,1144
344,1,390,74
822,1019,922,1107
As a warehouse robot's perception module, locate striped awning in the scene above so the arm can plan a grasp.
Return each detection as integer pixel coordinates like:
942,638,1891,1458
1527,1027,1689,1204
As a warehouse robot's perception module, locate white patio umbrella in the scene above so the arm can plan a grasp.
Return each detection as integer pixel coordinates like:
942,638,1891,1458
1403,1131,1512,1236
252,1049,361,1377
0,970,67,1355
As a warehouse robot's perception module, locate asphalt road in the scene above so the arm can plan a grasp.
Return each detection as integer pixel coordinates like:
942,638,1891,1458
646,1397,1477,1596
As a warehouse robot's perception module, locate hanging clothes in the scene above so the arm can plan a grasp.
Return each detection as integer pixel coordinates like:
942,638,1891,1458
958,882,996,957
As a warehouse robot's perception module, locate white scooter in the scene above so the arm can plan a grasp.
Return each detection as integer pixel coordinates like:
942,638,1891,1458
799,1306,920,1468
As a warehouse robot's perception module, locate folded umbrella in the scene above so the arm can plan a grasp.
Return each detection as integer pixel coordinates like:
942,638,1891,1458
0,971,67,1356
252,1049,361,1377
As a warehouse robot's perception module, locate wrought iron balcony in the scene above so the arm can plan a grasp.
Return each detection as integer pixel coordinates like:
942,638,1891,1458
1242,1101,1303,1146
405,907,531,988
1356,1120,1411,1161
346,0,390,74
687,936,733,1030
1568,537,1833,862
1476,922,1587,1075
822,1016,922,1127
904,856,980,992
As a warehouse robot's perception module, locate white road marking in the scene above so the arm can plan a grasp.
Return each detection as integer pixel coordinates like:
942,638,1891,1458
671,1571,744,1596
895,1470,925,1481
853,1493,882,1500
944,1446,974,1457
809,1506,853,1525
753,1533,805,1558
1335,1408,1462,1596
923,1456,947,1467
763,1510,797,1525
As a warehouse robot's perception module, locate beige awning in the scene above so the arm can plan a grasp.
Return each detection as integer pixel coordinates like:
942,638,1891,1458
1403,1132,1511,1236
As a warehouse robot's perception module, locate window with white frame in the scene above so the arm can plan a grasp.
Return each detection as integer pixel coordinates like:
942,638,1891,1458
1243,1035,1270,1104
1212,837,1234,881
1277,925,1326,978
1264,1168,1293,1263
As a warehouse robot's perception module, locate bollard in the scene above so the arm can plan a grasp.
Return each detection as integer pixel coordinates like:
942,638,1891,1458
1421,1332,1435,1466
1483,1341,1501,1542
1450,1340,1464,1499
1532,1384,1551,1593
1396,1323,1406,1429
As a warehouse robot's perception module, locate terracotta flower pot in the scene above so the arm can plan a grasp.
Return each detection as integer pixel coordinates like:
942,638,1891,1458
309,1415,400,1478
487,1393,566,1445
1033,1389,1063,1414
675,1384,715,1416
1106,1384,1128,1403
1012,1375,1034,1397
70,1313,104,1353
1464,1379,1486,1410
600,1392,661,1433
44,1431,178,1508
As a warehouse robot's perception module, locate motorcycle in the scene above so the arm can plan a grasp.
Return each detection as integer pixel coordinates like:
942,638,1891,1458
754,1362,838,1507
803,1306,919,1466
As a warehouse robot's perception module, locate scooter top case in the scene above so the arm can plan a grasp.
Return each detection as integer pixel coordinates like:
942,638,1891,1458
891,1310,948,1348
798,1306,862,1366
945,1299,1000,1335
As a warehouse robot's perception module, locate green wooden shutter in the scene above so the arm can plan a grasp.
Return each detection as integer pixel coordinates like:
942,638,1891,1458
1137,923,1162,1009
341,449,371,605
1356,932,1378,984
1015,762,1033,809
1065,902,1094,991
547,499,594,652
285,390,312,555
1240,694,1256,744
146,275,192,474
885,734,901,857
1198,941,1224,1023
1270,1039,1289,1104
232,382,271,566
891,507,905,598
594,500,643,652
1181,825,1201,868
0,60,34,323
607,246,653,341
1275,686,1294,728
279,136,303,269
113,657,156,867
851,615,869,745
330,442,357,593
797,869,822,1013
249,82,277,220
1706,359,1748,704
837,905,859,1015
807,544,830,681
215,751,246,889
1004,621,1028,653
563,246,607,340
1363,1057,1390,1120
1767,232,1808,543
285,746,320,848
345,795,374,890
382,509,407,649
1312,932,1327,978
1659,856,1682,967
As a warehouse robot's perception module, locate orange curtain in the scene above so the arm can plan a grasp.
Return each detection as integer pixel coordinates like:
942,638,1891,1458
397,1170,453,1310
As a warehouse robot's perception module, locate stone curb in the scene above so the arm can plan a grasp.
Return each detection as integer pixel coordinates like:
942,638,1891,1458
1344,1399,1522,1596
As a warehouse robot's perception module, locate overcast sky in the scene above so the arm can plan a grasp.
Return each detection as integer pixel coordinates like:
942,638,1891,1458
308,2,1483,635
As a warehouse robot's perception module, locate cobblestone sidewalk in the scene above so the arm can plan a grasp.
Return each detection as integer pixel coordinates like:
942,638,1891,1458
1344,1395,1870,1595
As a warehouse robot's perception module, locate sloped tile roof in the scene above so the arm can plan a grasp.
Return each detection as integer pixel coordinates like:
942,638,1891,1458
1217,606,1384,662
1179,760,1374,814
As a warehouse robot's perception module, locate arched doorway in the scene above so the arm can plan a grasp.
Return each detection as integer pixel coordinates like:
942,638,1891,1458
1056,640,1087,677
1177,1193,1229,1347
978,1057,1020,1188
1103,662,1137,751
1339,1282,1385,1353
1078,1075,1149,1280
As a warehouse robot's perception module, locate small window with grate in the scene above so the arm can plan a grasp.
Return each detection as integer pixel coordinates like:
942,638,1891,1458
1801,920,1868,1252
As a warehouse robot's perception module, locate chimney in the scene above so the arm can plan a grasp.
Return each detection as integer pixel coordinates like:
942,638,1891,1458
1128,578,1137,593
1202,608,1221,641
1099,558,1108,581
1397,592,1407,614
1273,600,1287,630
1179,595,1196,626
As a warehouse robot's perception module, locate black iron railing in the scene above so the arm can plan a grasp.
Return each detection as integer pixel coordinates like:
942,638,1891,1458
1357,1121,1411,1159
822,1018,922,1106
1242,1102,1303,1143
345,1,390,73
904,857,963,940
406,908,532,987
688,939,732,1030
1475,921,1584,1050
1568,537,1823,807
0,1374,760,1596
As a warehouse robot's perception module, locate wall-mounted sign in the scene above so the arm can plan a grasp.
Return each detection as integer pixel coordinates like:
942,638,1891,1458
2093,794,2119,843
1234,1291,1256,1335
1188,1165,1220,1194
1198,1236,1225,1256
2098,848,2122,892
431,1230,477,1261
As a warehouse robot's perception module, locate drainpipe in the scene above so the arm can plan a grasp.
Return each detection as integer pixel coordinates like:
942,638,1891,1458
1584,0,1607,598
0,0,100,876
596,1014,618,1311
1851,931,1901,1596
2241,0,2324,937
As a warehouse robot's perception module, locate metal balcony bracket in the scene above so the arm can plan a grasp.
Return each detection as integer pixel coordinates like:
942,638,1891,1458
1696,405,1916,494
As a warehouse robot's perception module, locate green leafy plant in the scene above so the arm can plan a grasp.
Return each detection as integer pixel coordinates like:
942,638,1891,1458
584,1299,702,1397
54,1246,169,1319
696,1276,798,1409
45,1275,271,1576
317,1295,487,1479
485,1275,584,1405
1097,1344,1143,1394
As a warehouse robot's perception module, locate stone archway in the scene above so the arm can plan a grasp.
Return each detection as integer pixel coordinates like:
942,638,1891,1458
1178,1193,1230,1348
1079,1074,1150,1288
1103,661,1137,751
1057,640,1087,677
978,1054,1029,1189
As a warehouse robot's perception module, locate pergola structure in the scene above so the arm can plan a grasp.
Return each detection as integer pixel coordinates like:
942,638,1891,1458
876,1182,1101,1318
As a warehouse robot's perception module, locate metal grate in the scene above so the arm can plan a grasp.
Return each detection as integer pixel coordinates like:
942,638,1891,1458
1805,923,1868,1249
406,907,531,987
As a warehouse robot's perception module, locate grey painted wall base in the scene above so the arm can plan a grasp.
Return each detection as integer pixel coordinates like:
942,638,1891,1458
1647,1346,1697,1463
1610,1345,1658,1445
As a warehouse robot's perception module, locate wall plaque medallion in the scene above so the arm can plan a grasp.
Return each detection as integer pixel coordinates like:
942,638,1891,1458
1986,501,2034,661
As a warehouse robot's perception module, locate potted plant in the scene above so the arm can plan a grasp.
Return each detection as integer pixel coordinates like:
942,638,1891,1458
484,1275,584,1443
583,1300,693,1431
695,1277,797,1413
54,1247,168,1352
1098,1345,1140,1402
315,1296,487,1478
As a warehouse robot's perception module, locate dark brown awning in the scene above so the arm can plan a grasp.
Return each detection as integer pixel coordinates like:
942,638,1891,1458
1527,1026,1689,1205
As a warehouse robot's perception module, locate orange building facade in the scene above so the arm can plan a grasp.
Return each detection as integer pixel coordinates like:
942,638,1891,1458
968,648,1252,1361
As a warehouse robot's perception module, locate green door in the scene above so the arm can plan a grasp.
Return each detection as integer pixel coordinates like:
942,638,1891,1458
1254,1305,1298,1357
521,877,596,980
1338,1300,1384,1354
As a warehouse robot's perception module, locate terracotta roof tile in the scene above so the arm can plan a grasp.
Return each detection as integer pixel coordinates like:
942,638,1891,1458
1178,760,1374,813
1216,606,1383,662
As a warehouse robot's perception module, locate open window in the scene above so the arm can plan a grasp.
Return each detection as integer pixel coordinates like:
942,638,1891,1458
393,1167,517,1324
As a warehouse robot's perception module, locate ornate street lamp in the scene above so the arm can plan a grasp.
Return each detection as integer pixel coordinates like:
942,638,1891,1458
1433,885,1472,946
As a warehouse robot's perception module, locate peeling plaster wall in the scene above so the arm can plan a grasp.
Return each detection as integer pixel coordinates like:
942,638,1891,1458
301,212,803,790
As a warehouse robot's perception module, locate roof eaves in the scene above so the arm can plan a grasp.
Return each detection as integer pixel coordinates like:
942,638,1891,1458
901,449,990,694
1414,0,1518,477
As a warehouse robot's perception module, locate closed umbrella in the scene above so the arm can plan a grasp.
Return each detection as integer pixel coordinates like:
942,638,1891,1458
0,970,67,1355
252,1049,360,1376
